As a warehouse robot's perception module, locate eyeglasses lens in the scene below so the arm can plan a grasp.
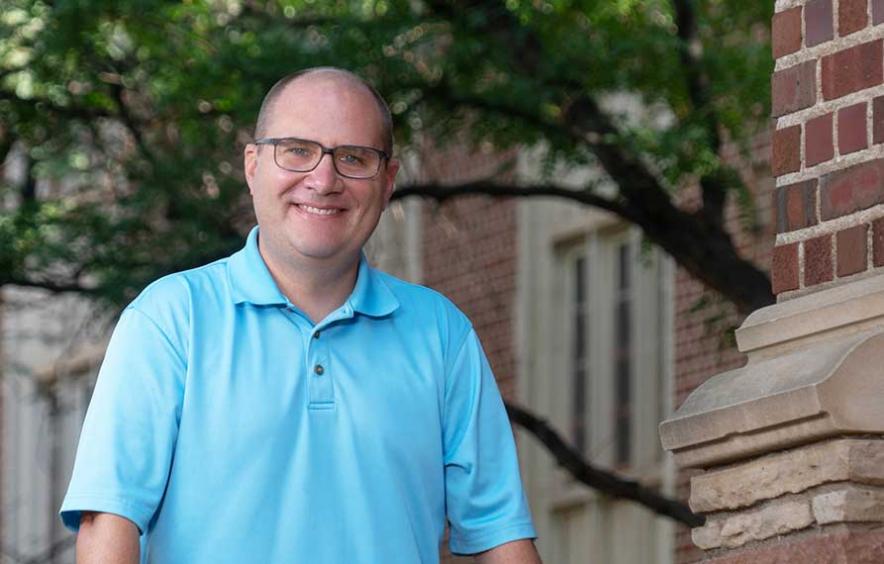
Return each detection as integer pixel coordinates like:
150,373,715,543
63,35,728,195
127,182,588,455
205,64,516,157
274,139,380,179
275,139,321,171
333,146,380,179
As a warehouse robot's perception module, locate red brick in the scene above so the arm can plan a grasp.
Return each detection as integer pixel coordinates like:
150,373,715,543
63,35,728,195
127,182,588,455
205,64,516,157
821,40,884,100
820,158,884,219
772,243,800,293
773,7,803,58
840,0,869,36
806,0,834,46
873,96,884,144
420,147,518,396
806,113,834,166
875,0,884,25
838,101,869,154
873,218,884,266
772,125,802,176
837,224,869,276
805,234,834,286
776,179,818,233
772,60,817,117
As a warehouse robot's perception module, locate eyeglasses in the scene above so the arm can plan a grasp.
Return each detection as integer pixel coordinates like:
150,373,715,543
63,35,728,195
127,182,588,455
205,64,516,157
253,137,389,179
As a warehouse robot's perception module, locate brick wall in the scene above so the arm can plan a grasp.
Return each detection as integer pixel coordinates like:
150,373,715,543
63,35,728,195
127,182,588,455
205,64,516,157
418,145,519,563
771,0,884,297
421,197,518,399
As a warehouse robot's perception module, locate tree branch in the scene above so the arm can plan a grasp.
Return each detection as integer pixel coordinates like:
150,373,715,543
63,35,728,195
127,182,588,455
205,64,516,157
413,1,773,313
562,95,772,313
109,82,156,167
505,401,704,527
672,0,727,223
392,181,637,222
417,83,585,148
0,275,97,295
21,151,36,203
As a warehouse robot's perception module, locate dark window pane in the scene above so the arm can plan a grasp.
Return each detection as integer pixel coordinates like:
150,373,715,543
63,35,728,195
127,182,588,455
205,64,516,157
575,256,586,304
619,243,631,290
614,243,632,465
571,256,588,453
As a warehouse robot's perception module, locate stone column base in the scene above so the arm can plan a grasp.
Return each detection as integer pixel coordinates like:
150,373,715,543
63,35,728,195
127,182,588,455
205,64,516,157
660,276,884,561
691,438,884,552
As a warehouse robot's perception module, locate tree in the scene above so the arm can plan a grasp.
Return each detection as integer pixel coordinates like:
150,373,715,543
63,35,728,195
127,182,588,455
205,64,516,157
0,0,772,527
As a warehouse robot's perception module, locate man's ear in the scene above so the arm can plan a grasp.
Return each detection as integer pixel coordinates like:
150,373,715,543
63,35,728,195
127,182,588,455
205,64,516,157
244,143,258,195
381,158,400,209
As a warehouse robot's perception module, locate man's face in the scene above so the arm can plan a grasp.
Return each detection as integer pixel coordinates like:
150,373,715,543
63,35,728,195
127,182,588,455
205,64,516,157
244,75,399,271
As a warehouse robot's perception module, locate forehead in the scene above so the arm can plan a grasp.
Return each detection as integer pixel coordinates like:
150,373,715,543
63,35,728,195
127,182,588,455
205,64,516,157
264,74,384,146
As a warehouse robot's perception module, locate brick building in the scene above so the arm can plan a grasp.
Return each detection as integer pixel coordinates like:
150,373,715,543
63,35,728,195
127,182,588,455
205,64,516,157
662,1,884,562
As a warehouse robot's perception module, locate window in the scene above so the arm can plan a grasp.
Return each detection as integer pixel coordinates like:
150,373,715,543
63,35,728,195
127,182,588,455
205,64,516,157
561,229,669,471
547,226,673,564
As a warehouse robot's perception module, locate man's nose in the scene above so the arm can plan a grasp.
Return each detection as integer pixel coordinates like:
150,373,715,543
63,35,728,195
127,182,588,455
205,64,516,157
305,153,341,193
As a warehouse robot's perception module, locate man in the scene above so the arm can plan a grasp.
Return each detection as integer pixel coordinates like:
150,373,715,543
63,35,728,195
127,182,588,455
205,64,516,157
61,67,540,563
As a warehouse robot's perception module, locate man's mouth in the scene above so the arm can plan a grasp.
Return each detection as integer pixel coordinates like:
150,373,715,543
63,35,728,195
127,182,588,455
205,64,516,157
296,204,343,216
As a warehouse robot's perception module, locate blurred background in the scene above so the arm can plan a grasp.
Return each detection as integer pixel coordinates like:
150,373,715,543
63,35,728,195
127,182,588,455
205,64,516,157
0,1,774,562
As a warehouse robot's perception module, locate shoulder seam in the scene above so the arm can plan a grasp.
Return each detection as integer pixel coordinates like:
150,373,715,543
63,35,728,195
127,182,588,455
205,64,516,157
125,306,188,368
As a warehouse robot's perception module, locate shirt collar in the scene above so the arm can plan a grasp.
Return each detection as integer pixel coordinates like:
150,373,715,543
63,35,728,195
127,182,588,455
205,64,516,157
347,254,400,318
228,226,289,306
228,226,399,317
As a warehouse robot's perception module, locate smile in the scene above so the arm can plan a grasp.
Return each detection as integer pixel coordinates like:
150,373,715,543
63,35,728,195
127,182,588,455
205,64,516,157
296,204,343,216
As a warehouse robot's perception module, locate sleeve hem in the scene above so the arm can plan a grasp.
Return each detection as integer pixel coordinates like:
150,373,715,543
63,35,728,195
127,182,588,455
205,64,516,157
449,521,537,555
60,494,153,535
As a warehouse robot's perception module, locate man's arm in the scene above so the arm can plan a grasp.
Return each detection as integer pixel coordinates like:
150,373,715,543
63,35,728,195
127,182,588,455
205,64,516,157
76,512,140,564
475,539,542,563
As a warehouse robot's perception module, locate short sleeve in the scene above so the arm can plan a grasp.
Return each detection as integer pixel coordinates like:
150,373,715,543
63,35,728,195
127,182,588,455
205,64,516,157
59,305,186,534
443,328,536,555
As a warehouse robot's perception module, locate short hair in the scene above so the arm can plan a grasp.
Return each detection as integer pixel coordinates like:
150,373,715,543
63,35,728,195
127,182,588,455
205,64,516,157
253,67,394,155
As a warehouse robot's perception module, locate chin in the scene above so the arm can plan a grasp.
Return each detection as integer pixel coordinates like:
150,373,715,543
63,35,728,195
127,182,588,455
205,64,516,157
288,241,352,262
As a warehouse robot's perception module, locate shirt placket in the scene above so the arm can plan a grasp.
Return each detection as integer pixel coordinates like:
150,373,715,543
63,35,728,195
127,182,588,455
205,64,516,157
303,304,354,411
306,325,334,410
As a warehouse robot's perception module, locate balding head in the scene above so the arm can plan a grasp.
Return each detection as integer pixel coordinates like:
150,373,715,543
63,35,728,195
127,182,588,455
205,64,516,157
253,67,394,155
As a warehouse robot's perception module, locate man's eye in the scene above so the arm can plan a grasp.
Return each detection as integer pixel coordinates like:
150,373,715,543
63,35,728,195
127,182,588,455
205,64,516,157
339,152,365,165
285,146,311,157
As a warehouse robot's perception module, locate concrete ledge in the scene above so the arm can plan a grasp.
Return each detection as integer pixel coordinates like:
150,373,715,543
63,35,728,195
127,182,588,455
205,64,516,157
660,329,884,468
737,273,884,355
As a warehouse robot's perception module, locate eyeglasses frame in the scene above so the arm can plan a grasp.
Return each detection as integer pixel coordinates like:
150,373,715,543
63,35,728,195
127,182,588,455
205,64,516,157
252,137,391,180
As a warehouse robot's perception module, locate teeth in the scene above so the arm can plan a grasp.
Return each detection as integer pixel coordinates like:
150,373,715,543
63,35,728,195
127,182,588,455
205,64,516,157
299,204,341,216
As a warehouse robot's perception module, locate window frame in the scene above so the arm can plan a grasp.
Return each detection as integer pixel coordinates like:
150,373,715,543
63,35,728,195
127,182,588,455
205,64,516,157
549,226,673,508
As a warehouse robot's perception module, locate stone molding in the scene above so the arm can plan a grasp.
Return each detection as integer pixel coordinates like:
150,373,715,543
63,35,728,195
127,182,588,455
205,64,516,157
737,274,884,356
660,276,884,468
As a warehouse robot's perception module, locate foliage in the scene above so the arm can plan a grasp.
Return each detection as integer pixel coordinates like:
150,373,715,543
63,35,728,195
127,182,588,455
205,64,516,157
0,0,772,307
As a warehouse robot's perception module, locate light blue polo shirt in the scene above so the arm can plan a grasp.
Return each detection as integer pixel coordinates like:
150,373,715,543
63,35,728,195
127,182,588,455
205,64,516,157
60,226,535,563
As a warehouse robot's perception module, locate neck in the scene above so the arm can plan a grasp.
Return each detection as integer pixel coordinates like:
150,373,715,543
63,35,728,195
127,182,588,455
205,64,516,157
258,241,360,324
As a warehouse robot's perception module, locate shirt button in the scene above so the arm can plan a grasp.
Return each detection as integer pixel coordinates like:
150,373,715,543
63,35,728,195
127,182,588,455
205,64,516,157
313,364,325,376
313,331,321,339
